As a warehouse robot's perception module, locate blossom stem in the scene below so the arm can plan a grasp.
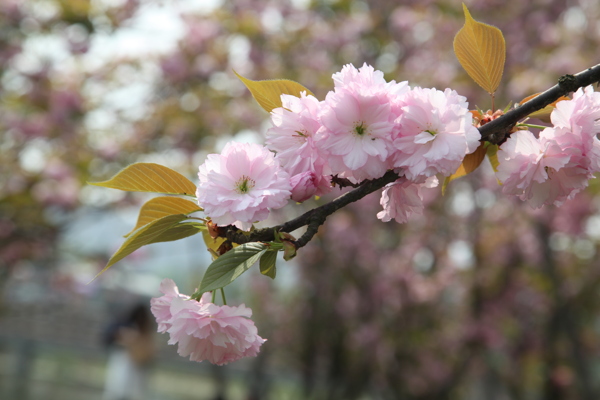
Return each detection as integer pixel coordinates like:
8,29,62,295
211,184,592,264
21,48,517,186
220,288,227,305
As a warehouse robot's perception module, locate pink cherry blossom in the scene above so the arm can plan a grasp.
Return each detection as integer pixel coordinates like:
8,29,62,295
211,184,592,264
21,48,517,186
266,92,326,176
496,129,590,208
497,88,600,208
332,63,404,94
377,176,438,223
265,92,332,199
549,86,600,171
150,278,190,332
196,142,291,231
392,87,480,181
551,86,600,139
150,279,266,366
316,63,409,182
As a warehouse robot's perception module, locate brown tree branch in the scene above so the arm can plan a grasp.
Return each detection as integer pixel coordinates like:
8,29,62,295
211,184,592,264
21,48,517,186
480,63,600,145
224,170,401,248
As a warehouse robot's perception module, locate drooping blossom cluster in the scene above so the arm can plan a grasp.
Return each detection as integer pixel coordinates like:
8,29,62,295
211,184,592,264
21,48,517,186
197,63,481,228
496,86,600,208
150,279,266,366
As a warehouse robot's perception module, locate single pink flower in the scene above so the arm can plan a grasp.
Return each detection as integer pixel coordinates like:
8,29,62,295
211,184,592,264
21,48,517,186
266,92,327,176
265,93,332,198
392,87,480,181
316,63,409,182
150,279,266,366
196,142,291,231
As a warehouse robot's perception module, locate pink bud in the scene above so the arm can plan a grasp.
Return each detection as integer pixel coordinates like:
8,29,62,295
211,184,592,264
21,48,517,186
290,171,319,202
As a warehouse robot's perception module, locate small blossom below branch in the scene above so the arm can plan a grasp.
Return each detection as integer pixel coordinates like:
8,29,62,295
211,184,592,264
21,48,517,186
150,279,266,365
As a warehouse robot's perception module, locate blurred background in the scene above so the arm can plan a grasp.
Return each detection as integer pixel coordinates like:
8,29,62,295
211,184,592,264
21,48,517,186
2,0,600,399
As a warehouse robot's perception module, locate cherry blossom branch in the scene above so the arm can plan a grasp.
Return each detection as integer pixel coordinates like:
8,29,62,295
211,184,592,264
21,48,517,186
480,63,600,145
222,63,600,250
223,170,401,248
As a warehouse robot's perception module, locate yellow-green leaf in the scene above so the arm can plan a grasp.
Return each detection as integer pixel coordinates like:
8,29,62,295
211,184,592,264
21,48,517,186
125,197,202,237
453,3,506,94
151,222,204,243
94,214,191,279
89,163,197,196
486,143,500,172
202,230,228,260
442,143,487,194
234,70,315,113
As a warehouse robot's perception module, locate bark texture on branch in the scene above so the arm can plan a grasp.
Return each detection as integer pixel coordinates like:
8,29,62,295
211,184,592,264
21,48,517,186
479,63,600,145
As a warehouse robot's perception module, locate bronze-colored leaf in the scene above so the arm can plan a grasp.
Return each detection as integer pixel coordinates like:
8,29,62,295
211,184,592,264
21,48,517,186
89,163,197,196
442,142,487,194
125,197,202,237
453,3,506,94
234,70,315,113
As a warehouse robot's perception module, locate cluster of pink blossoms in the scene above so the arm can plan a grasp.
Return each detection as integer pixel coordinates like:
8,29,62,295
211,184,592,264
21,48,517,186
496,86,600,208
197,63,481,227
165,70,600,367
150,279,266,365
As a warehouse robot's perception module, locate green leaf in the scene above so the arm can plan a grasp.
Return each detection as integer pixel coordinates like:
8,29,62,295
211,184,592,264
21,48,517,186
234,70,315,113
125,196,202,237
89,163,197,196
259,250,278,279
453,3,506,94
94,214,190,280
198,243,268,294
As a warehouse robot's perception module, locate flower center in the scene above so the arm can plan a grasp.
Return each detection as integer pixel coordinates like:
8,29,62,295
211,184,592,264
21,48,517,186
235,175,256,194
425,129,437,136
294,130,308,138
354,121,368,136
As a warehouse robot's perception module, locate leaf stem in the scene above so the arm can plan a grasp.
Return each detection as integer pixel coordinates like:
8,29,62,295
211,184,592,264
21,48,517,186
517,123,548,130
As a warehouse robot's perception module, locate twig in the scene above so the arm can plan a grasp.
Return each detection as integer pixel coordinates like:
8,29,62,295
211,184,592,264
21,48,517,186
479,63,600,145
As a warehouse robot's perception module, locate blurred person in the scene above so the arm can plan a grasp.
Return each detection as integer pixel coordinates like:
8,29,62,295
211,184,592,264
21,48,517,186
102,302,155,400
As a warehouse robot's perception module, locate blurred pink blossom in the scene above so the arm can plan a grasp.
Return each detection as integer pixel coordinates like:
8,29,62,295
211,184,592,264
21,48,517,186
377,176,438,224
